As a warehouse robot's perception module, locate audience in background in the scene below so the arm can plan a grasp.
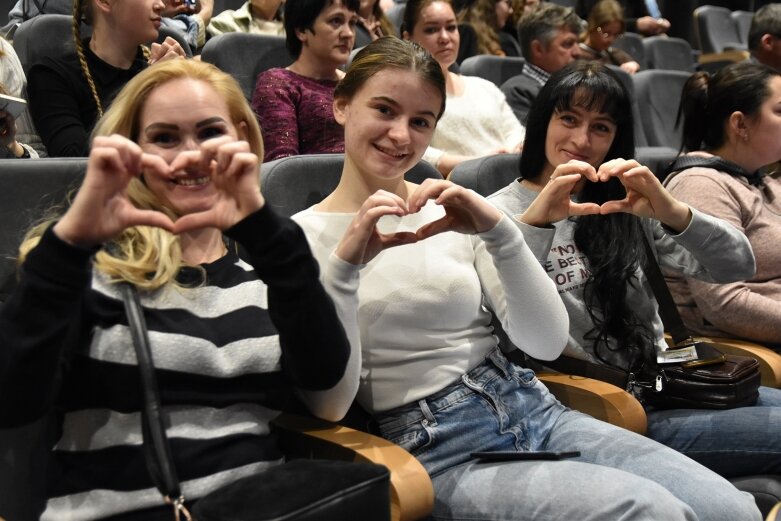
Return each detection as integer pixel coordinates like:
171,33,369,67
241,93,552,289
501,3,582,124
749,3,781,71
403,0,524,177
666,62,781,348
354,0,395,47
576,0,669,36
502,0,538,46
26,0,186,157
489,61,781,486
579,0,640,74
294,37,762,521
208,0,285,37
252,0,357,162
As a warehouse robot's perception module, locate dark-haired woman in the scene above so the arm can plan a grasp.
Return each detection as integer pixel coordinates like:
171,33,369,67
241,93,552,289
295,37,761,521
665,62,781,347
26,0,186,157
251,0,358,162
489,60,781,485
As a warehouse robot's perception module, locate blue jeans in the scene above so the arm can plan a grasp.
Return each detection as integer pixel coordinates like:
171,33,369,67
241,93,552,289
375,349,761,521
647,386,781,477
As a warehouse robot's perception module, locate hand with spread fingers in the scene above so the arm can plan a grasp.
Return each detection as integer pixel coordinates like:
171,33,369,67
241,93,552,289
53,135,176,247
409,178,503,240
335,190,418,265
169,136,265,234
597,158,692,232
520,160,601,227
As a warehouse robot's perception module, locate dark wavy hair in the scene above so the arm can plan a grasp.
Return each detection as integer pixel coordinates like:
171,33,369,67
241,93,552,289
521,60,653,371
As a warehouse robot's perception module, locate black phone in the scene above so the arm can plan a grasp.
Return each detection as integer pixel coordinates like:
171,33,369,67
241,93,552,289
471,451,581,462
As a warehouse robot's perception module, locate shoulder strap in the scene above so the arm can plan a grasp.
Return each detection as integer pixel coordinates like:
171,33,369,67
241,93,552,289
639,234,691,346
664,155,764,187
119,283,192,520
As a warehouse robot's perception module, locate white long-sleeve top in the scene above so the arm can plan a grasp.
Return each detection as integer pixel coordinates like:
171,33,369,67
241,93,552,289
423,75,525,167
293,200,568,414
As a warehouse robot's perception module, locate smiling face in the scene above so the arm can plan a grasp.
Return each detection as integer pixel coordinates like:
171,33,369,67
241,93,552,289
137,78,247,215
543,102,617,182
334,68,443,182
298,1,358,67
405,1,460,70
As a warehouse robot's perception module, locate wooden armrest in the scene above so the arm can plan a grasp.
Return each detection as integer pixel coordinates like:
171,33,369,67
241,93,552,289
665,334,781,388
538,373,647,435
273,413,433,521
697,50,750,64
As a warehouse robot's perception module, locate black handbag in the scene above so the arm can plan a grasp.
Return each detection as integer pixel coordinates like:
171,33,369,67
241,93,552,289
634,235,761,410
119,283,391,521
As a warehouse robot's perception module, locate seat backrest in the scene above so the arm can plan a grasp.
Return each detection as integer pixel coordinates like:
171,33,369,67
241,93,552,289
642,35,696,72
604,64,649,148
632,69,689,149
458,55,526,87
611,32,646,69
449,153,520,197
693,5,746,53
731,10,753,46
12,14,80,74
260,154,442,217
200,32,290,101
0,158,86,300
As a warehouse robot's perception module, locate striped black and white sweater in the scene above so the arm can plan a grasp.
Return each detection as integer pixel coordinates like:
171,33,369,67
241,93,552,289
0,205,350,520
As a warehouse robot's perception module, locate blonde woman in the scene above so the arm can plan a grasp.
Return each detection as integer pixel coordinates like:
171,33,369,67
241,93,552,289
0,59,351,519
26,0,186,157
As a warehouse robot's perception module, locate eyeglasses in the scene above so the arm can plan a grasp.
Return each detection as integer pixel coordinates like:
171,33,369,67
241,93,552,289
596,26,623,39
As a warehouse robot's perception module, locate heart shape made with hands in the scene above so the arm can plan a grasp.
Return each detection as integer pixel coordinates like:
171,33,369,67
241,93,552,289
131,147,262,236
546,159,664,219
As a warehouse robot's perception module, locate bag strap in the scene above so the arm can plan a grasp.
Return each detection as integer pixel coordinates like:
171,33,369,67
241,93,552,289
639,234,692,346
119,283,193,521
664,155,764,187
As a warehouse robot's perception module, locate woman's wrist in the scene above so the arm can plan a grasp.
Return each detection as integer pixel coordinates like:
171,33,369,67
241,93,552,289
659,201,692,233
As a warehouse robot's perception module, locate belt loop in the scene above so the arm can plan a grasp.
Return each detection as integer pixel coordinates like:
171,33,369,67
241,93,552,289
418,399,437,426
488,349,510,378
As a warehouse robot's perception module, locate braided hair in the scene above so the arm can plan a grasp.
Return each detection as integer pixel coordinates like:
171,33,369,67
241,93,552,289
71,0,151,119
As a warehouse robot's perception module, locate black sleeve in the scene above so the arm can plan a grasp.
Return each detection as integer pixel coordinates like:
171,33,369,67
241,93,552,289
224,205,350,391
0,226,97,426
27,62,91,157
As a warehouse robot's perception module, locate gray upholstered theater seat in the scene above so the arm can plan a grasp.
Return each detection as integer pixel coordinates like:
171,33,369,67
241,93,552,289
260,153,442,217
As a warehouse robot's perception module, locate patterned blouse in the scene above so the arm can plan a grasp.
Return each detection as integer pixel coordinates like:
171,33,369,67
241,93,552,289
251,68,345,162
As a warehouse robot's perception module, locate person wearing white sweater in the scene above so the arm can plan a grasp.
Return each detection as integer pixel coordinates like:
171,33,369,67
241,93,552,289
403,0,524,176
291,36,759,521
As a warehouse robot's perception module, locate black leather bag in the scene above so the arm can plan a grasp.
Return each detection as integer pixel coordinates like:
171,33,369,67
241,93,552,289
119,283,391,521
637,237,761,410
639,342,761,410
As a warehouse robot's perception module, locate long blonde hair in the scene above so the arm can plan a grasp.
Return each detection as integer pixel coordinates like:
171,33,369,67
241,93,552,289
19,60,264,290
